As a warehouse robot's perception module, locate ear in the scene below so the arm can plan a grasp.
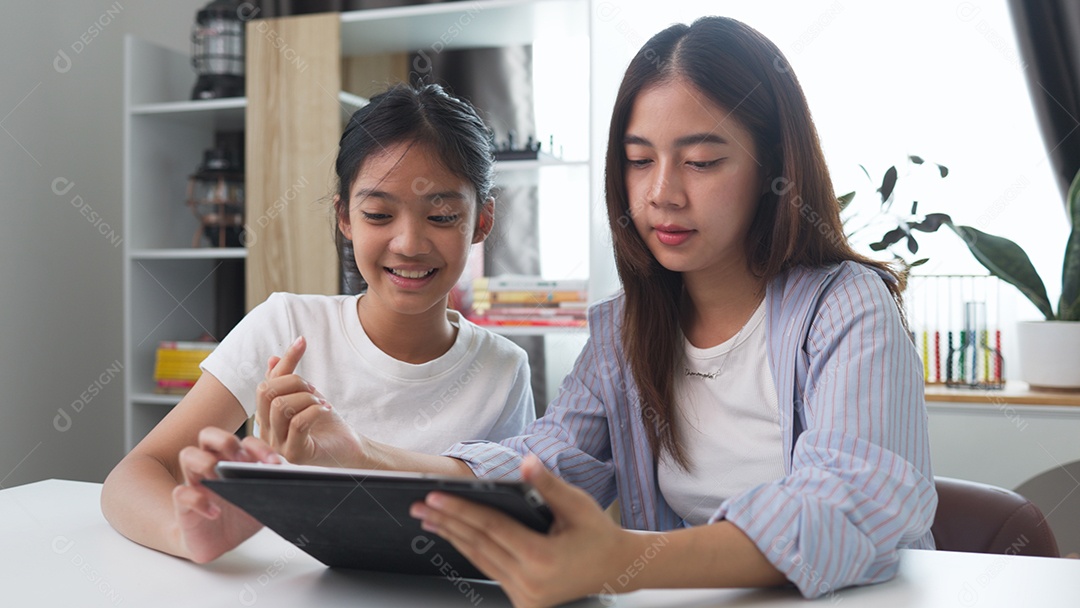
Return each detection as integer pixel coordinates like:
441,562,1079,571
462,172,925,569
335,195,352,241
472,198,495,245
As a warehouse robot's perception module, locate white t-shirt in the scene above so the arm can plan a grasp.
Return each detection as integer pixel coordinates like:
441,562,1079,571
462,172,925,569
200,292,535,455
657,299,784,525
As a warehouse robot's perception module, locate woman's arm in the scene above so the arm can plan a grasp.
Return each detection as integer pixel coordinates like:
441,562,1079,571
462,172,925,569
413,455,786,608
100,372,255,560
711,266,937,596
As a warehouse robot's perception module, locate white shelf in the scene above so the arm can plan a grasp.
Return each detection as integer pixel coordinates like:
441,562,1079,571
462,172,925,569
130,98,245,131
340,0,587,56
338,91,369,123
482,325,588,336
130,248,247,260
495,158,589,172
130,97,246,115
124,36,249,449
131,393,183,406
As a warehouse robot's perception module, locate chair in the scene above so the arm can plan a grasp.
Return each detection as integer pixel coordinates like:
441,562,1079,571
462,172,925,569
931,477,1059,557
1015,460,1080,559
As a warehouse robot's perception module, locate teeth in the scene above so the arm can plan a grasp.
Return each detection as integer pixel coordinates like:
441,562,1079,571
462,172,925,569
388,268,434,279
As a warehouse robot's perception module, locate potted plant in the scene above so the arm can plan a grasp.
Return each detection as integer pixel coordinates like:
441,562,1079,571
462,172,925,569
869,167,1080,389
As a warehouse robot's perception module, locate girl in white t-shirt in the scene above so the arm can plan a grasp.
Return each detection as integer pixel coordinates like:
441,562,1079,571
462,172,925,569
101,83,535,563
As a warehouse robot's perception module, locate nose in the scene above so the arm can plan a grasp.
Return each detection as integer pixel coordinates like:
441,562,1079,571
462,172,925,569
388,215,432,257
646,160,685,209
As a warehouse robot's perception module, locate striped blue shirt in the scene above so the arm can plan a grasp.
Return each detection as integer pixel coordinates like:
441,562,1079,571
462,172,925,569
444,261,937,597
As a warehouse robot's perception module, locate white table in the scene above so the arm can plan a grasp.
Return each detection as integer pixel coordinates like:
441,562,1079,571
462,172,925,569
3,480,1079,607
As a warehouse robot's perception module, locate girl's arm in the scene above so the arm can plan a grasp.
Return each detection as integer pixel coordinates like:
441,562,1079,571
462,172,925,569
100,372,257,560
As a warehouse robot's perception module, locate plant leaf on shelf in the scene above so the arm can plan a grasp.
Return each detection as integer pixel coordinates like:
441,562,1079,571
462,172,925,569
870,226,907,251
1060,167,1080,320
838,191,856,212
878,165,898,206
909,213,952,232
948,223,1056,320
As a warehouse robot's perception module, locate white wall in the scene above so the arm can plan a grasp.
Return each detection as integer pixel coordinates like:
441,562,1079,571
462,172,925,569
0,0,205,487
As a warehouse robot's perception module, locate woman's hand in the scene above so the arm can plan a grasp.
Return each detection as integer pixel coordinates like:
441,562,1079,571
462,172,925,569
255,336,365,466
410,454,640,608
173,427,280,563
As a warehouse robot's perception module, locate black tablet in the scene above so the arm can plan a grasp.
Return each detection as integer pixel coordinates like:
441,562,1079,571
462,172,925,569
203,461,553,580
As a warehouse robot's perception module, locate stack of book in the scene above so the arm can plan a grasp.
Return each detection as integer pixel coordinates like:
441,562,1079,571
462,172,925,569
153,340,217,394
470,276,588,328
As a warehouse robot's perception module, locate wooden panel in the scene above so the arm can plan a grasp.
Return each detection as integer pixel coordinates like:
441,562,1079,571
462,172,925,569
245,13,341,311
341,53,409,100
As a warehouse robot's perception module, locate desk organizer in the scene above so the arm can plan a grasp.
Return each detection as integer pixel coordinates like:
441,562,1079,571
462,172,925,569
906,274,1005,389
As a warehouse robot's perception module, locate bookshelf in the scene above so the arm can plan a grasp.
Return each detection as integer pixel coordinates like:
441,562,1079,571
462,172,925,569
122,36,246,449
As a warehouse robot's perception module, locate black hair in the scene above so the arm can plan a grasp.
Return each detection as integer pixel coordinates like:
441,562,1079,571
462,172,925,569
335,83,495,292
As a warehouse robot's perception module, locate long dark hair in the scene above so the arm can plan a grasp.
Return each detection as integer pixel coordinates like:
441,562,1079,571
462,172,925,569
605,17,904,468
335,83,495,292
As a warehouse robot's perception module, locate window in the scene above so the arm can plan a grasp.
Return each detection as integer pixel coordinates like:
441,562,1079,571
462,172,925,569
592,0,1069,327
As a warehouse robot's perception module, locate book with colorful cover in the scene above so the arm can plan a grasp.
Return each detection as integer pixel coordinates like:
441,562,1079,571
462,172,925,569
154,340,217,394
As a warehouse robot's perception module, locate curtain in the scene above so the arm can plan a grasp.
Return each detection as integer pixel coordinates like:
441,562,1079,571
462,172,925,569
1008,0,1080,203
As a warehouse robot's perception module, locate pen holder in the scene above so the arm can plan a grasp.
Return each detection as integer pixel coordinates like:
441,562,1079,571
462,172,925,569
946,301,1004,389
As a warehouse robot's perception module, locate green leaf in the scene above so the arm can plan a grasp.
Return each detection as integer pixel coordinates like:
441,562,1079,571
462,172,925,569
909,155,925,164
838,191,856,212
910,258,929,267
871,227,907,251
859,164,871,182
878,166,898,205
1059,167,1080,320
909,213,952,233
938,164,949,178
948,223,1055,320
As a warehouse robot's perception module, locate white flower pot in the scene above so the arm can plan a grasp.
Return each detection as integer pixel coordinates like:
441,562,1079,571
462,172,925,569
1017,321,1080,390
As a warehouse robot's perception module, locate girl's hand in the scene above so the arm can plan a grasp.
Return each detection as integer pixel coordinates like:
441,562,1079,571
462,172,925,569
255,336,365,466
173,427,280,563
410,454,639,608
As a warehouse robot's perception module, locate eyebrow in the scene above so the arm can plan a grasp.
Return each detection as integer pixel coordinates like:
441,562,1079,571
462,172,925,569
352,189,469,204
623,133,730,147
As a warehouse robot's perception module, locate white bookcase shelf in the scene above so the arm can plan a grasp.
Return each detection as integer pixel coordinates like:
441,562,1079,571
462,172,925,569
130,97,247,115
483,325,588,337
122,36,251,449
130,248,247,260
130,393,184,406
339,0,587,55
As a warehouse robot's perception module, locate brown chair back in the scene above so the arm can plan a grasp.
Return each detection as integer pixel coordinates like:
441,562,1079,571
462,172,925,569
931,476,1059,557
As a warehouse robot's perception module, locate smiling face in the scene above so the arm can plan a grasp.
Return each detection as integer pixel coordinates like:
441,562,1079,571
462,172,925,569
338,140,491,321
624,78,765,283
